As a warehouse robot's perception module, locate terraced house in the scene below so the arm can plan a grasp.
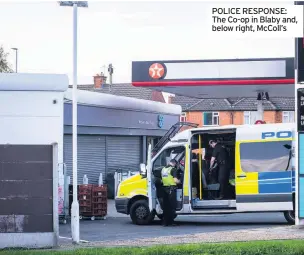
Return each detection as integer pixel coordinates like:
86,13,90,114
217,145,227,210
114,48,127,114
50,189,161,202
170,95,295,126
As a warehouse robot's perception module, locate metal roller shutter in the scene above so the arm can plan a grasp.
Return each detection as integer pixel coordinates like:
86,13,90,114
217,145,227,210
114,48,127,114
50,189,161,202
107,136,141,174
64,135,106,184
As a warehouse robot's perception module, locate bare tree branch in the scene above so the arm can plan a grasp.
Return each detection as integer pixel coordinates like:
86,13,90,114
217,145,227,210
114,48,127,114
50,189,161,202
0,46,13,73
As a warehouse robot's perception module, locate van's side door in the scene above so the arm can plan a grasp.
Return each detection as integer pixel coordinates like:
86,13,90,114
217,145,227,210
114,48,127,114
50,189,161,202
235,129,293,212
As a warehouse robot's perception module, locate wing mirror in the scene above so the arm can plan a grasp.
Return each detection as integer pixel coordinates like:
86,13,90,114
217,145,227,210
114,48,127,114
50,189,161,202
140,163,147,177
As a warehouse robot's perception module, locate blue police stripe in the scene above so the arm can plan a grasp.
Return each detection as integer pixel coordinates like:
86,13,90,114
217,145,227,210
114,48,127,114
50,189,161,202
258,171,292,194
299,178,304,218
299,134,304,175
292,170,296,193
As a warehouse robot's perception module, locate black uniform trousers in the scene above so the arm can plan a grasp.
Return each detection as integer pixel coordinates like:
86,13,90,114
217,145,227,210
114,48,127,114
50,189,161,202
162,186,177,225
218,163,229,198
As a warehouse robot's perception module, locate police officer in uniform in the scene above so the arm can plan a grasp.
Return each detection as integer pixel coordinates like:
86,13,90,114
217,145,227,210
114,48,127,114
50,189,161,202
161,159,180,226
209,140,229,200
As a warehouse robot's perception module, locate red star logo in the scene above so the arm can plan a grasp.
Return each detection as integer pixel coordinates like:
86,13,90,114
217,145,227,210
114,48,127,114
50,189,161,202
149,63,165,79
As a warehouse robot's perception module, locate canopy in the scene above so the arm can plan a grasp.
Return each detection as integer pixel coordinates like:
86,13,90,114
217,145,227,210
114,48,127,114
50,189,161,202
132,58,294,98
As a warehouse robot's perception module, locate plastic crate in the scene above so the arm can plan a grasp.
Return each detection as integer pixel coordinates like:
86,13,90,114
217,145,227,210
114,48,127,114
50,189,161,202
80,206,92,213
92,203,107,210
92,191,107,197
92,209,107,217
92,185,107,192
79,200,92,207
92,197,107,203
78,194,92,201
78,185,93,195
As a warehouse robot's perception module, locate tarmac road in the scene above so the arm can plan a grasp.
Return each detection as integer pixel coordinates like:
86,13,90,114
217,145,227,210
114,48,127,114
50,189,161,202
59,212,288,243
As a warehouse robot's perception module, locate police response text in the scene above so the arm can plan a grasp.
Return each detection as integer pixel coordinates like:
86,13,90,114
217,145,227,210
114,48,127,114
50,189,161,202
212,7,287,15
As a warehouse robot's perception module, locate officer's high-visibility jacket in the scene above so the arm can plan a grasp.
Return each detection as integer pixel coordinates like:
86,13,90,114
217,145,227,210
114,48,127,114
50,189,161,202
161,166,177,187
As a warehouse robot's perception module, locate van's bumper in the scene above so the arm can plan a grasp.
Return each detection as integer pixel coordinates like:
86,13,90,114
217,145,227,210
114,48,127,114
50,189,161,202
115,198,129,215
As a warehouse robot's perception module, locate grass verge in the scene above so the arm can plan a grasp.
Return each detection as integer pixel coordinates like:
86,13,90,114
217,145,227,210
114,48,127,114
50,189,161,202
1,240,304,255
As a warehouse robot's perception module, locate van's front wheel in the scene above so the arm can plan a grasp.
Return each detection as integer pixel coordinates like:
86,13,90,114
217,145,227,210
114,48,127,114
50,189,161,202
130,199,155,225
284,210,295,225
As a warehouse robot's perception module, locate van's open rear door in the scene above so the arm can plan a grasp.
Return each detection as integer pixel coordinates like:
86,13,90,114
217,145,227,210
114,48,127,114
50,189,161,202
152,122,198,157
147,144,156,212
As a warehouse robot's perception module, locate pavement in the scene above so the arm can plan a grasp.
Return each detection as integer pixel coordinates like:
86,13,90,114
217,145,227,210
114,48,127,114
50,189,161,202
58,200,304,248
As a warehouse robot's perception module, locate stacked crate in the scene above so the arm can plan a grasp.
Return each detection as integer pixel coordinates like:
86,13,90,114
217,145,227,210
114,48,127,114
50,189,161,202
78,184,93,217
92,185,107,217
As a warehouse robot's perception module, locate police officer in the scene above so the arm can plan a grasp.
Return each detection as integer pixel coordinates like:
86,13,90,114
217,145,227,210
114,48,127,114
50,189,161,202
209,140,229,200
161,159,180,226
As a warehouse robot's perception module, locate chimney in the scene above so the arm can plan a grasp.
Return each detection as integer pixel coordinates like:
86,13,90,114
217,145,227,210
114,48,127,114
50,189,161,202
168,95,174,104
93,72,107,88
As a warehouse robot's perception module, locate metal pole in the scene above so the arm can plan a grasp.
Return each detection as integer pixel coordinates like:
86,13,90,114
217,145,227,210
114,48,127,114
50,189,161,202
15,49,18,73
257,99,264,121
295,69,300,226
11,48,18,73
198,135,202,200
71,3,79,244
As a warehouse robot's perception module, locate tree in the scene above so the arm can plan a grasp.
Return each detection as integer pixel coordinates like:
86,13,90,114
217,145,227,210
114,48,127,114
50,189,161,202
0,46,13,73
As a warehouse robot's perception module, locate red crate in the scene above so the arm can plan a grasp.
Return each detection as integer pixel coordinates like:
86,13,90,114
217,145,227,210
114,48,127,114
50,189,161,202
78,194,92,200
92,209,106,217
92,191,107,197
92,197,107,203
80,206,92,213
92,203,107,210
92,185,107,192
78,189,92,195
78,184,93,195
79,200,91,207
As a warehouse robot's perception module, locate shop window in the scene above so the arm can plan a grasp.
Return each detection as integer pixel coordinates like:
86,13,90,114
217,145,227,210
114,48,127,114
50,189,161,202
180,112,187,122
283,111,295,123
240,141,292,173
203,112,219,126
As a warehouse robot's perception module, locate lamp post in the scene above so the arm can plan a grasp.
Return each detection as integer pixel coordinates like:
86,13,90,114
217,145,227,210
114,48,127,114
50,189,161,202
11,47,18,73
58,1,88,244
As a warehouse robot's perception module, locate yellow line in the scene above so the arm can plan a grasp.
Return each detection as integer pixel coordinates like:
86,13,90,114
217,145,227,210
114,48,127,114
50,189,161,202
199,135,202,200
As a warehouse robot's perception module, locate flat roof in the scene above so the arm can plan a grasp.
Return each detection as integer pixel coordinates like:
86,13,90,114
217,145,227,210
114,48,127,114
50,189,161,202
64,88,182,115
0,73,69,92
132,58,294,98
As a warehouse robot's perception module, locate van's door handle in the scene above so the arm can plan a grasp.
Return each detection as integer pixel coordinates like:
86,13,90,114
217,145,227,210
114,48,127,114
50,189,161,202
237,174,247,178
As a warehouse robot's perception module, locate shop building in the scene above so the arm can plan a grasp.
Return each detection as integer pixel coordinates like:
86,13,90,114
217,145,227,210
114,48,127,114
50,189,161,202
63,89,181,186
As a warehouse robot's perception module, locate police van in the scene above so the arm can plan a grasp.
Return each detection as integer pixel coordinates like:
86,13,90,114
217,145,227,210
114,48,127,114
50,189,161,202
115,122,295,225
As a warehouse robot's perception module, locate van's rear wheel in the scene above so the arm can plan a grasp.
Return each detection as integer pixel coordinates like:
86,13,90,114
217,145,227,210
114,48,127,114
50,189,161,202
284,210,295,225
130,199,155,225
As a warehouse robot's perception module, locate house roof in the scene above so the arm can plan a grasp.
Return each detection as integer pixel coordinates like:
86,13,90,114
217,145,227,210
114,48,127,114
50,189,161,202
72,83,165,102
172,95,295,112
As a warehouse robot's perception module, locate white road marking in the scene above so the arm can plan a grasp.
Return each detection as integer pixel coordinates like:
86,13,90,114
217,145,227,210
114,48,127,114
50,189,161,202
59,236,90,243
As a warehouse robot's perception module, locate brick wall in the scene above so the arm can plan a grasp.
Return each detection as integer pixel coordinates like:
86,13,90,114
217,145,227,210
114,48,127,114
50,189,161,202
264,111,277,123
185,111,283,126
186,112,203,126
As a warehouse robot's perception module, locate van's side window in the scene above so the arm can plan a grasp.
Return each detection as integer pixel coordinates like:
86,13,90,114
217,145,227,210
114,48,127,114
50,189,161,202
240,141,292,172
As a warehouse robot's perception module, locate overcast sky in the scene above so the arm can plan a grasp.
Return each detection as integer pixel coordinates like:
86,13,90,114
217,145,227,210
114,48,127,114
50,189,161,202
0,1,295,85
